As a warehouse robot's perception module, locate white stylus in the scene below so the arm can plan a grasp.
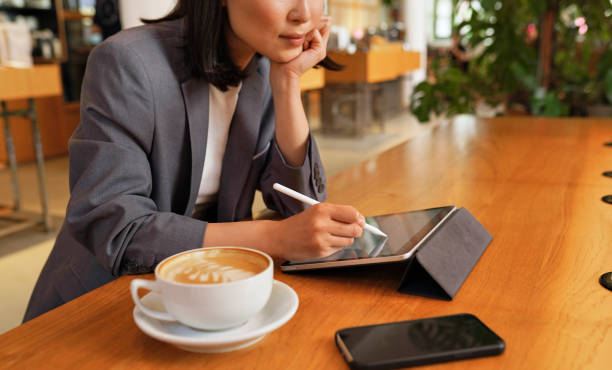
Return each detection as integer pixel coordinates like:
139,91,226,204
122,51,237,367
272,183,388,238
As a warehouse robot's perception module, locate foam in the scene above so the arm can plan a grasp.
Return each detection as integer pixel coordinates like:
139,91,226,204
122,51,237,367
159,248,268,284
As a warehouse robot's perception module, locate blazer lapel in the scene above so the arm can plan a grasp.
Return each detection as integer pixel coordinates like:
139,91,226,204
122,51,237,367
180,78,209,216
217,58,268,221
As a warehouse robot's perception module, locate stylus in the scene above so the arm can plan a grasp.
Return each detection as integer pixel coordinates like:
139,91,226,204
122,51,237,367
273,183,388,237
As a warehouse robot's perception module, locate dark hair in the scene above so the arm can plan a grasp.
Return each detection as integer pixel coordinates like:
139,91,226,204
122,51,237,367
144,0,342,91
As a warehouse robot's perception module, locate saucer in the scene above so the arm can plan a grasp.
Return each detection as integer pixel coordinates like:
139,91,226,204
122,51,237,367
132,280,299,353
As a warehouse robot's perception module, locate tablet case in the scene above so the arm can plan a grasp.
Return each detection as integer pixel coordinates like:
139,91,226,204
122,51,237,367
397,207,492,300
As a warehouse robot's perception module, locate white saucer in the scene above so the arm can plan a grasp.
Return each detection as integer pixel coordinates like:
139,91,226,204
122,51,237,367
133,280,299,353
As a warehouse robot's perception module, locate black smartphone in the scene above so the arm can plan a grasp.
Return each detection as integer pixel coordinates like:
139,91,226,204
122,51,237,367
335,313,505,369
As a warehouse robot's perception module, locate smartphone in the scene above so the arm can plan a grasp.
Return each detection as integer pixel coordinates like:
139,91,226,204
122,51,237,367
335,313,505,369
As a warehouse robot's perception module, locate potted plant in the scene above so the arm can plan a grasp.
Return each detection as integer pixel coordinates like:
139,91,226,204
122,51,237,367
410,0,612,121
410,58,473,123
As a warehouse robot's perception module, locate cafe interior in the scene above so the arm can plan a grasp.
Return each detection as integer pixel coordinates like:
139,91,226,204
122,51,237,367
0,0,610,368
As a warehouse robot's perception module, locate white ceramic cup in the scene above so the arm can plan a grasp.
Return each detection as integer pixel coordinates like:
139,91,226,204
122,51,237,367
130,247,273,331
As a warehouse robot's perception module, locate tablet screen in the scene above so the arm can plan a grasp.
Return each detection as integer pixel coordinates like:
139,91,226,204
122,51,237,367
283,206,455,266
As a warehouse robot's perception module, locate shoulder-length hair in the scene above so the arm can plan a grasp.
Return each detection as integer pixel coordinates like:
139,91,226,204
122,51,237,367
144,0,342,91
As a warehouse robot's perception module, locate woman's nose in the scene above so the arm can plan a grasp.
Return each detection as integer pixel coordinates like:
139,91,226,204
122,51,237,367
287,0,311,24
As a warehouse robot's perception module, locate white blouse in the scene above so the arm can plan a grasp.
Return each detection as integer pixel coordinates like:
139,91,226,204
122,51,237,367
196,82,242,205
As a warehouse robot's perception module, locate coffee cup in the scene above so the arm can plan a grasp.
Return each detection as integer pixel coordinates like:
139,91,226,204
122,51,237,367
130,247,273,330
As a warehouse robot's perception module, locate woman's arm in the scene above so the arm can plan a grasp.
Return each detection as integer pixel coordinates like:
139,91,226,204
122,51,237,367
269,72,309,166
258,16,331,215
234,16,365,260
68,39,206,276
204,203,364,261
269,16,331,166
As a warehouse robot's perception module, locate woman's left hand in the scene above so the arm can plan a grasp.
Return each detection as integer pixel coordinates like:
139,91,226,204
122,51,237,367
270,15,331,83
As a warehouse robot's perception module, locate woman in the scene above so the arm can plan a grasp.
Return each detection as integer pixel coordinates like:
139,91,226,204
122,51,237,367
24,0,366,321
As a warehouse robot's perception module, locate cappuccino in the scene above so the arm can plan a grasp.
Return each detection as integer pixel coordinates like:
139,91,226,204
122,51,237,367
158,248,268,284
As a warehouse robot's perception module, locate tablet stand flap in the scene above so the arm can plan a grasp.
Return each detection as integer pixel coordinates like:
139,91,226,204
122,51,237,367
397,207,492,300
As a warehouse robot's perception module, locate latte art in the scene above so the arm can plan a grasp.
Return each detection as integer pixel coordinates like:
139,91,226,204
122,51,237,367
169,261,255,283
158,248,268,284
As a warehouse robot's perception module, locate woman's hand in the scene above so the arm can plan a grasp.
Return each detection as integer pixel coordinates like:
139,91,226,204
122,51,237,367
270,15,331,84
271,202,366,261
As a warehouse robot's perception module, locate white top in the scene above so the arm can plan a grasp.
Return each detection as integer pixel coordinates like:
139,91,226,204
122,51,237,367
196,83,242,204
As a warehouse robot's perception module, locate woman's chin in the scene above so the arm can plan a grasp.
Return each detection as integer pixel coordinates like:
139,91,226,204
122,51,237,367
264,48,302,64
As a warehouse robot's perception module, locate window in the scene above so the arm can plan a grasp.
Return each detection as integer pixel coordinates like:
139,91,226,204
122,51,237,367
434,0,453,39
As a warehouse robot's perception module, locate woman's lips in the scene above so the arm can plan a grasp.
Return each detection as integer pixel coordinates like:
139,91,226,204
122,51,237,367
280,34,306,46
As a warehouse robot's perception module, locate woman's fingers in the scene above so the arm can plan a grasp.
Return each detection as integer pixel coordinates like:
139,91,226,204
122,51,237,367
318,16,331,43
319,16,331,29
326,219,363,238
275,16,332,77
324,203,364,225
305,16,330,52
326,235,356,248
298,29,322,69
309,204,364,236
275,201,366,261
310,28,323,50
303,27,314,50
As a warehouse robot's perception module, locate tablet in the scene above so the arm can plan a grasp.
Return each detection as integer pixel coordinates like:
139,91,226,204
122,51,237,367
280,206,456,271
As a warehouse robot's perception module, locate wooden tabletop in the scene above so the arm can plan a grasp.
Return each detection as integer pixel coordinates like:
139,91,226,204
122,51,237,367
0,65,62,101
300,68,325,91
326,44,420,84
1,116,611,369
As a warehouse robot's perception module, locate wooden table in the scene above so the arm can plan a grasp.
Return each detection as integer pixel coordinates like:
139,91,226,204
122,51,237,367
300,68,325,92
1,116,611,369
325,43,420,84
322,44,421,135
0,65,62,100
299,67,325,122
0,65,61,234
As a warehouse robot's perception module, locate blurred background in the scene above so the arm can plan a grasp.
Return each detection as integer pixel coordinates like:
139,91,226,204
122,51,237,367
1,0,611,333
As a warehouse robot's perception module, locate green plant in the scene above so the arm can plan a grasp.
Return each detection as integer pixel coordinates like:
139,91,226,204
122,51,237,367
410,0,612,121
381,0,399,7
530,88,569,116
410,59,473,122
586,49,612,105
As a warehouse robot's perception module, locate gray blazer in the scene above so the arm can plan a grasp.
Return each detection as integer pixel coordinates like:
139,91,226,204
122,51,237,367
24,20,326,321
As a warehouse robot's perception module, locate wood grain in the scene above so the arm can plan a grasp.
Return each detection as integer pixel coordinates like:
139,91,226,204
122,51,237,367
1,116,611,369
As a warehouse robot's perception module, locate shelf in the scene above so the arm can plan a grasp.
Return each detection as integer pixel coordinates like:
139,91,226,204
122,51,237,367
63,10,93,21
33,56,64,64
63,101,80,110
0,6,53,12
69,45,95,54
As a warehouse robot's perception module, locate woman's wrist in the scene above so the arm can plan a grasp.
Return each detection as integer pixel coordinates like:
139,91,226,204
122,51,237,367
269,65,310,166
257,220,282,258
202,220,283,259
270,71,301,98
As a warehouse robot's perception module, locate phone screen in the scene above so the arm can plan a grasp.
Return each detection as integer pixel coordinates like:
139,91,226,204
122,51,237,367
336,314,505,369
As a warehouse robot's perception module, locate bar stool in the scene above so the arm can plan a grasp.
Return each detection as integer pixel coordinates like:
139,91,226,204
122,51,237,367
0,65,60,236
1,98,51,235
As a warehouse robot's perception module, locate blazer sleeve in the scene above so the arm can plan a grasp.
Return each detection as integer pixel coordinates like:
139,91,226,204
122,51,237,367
66,39,206,276
258,98,327,217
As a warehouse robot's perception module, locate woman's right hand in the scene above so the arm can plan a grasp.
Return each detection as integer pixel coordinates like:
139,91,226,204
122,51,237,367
272,203,366,261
